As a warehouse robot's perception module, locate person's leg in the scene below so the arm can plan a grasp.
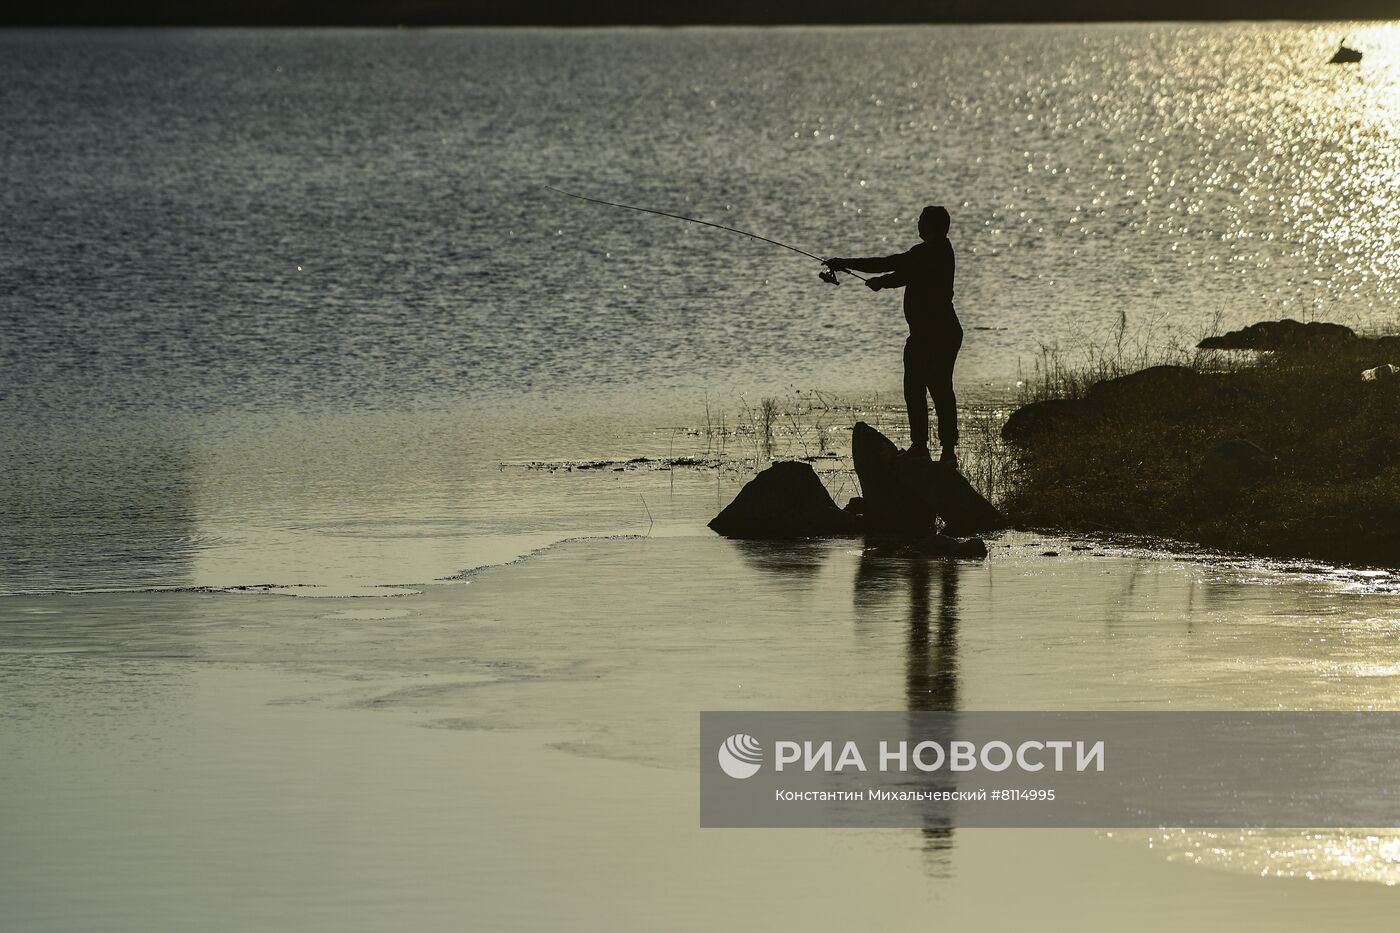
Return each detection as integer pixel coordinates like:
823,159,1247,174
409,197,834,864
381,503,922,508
929,329,963,459
902,336,931,454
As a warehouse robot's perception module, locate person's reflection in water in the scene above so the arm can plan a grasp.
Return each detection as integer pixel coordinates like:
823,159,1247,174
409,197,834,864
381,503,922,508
855,547,962,866
905,557,961,713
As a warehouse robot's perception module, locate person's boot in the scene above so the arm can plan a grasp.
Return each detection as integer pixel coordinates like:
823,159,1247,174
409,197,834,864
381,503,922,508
939,447,959,470
895,444,931,461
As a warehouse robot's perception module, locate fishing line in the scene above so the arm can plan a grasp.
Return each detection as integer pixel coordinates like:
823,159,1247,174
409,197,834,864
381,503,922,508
546,186,866,283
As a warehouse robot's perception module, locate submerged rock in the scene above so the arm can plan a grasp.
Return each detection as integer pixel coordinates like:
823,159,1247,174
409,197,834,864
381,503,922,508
707,460,860,539
954,536,990,559
902,533,989,559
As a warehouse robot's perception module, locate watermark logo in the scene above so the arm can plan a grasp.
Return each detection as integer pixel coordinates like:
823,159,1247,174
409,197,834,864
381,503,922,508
718,733,763,779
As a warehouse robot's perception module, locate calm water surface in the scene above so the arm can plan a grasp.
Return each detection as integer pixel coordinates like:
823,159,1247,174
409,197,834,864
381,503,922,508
5,538,1400,930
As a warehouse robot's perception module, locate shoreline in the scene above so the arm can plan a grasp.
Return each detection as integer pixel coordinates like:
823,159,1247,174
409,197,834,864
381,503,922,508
1001,321,1400,569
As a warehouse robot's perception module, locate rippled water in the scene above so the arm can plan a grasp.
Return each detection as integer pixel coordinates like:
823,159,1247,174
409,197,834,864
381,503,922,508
4,24,1400,419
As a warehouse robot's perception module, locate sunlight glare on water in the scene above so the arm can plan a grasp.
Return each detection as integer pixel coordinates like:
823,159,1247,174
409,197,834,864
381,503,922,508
1136,828,1400,886
3,24,1400,420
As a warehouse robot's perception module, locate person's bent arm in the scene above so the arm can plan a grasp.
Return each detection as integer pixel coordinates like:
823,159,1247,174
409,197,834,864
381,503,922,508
825,250,909,274
865,272,905,291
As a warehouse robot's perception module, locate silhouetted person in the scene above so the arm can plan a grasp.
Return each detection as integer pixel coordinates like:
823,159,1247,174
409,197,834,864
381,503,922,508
827,206,962,466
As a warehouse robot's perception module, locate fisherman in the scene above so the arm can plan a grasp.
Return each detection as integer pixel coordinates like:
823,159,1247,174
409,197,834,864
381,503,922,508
826,206,962,466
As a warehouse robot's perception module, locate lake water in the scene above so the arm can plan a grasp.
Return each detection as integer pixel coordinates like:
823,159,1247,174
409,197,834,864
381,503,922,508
4,23,1400,931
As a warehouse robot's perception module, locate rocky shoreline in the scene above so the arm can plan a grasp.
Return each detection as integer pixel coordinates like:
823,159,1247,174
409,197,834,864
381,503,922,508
706,320,1400,569
705,320,1400,568
1000,320,1400,567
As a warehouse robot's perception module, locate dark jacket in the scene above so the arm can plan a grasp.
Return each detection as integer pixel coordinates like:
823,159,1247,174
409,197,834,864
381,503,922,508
842,238,959,337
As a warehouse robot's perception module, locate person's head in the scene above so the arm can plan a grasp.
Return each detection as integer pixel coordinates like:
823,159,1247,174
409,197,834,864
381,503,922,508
918,205,950,240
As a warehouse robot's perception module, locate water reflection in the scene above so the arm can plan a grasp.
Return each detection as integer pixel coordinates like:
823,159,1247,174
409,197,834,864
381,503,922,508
730,538,833,583
903,558,961,713
852,546,963,710
855,545,964,866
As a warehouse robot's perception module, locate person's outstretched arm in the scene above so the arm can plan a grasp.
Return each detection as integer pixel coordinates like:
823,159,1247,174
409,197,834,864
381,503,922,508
826,250,912,290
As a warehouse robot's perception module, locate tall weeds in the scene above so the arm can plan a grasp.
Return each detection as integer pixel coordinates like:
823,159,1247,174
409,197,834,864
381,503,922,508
1017,309,1226,403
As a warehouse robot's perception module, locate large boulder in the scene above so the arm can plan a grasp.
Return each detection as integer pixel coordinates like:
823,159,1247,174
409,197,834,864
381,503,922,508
1001,398,1089,444
852,422,1007,535
1085,364,1202,404
708,460,860,538
1004,366,1242,447
1197,320,1355,351
851,422,938,533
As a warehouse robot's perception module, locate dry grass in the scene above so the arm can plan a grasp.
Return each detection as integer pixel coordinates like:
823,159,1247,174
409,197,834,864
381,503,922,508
692,387,1015,511
1016,308,1230,403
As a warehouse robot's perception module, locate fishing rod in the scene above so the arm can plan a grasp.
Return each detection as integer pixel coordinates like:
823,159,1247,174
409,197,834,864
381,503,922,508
545,185,865,284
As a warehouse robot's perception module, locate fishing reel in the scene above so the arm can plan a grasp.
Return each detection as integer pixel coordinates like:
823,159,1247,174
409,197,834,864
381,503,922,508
819,269,841,286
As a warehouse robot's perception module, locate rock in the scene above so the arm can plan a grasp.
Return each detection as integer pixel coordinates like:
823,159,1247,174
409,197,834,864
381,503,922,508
1330,44,1363,64
1004,366,1247,448
902,534,989,559
711,425,1006,540
852,422,1008,535
1197,319,1355,351
1195,438,1276,492
1086,365,1201,405
954,537,989,559
892,456,1009,535
708,461,861,538
905,533,960,555
1001,398,1088,444
851,422,938,533
1362,363,1399,382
